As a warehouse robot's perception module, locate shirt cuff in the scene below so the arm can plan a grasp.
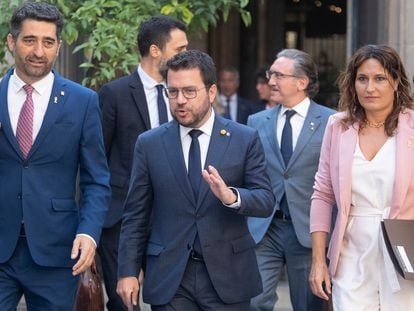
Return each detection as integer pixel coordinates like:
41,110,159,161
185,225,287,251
223,187,241,209
76,233,97,247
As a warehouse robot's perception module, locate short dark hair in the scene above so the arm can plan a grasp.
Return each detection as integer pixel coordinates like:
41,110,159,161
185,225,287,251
165,50,217,87
10,2,64,40
277,49,319,98
338,44,414,136
137,15,187,57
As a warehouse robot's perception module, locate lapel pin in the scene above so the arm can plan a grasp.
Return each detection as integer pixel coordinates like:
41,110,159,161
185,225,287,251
53,96,58,104
309,122,315,131
408,136,413,148
220,129,230,136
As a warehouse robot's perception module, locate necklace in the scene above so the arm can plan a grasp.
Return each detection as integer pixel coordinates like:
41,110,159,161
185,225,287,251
364,119,385,128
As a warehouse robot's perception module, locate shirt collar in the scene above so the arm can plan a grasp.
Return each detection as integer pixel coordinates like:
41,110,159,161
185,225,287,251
180,109,215,139
280,97,310,118
137,64,165,89
10,70,54,95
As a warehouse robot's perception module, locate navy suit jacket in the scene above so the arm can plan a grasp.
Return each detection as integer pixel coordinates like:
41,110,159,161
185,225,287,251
247,101,335,248
99,70,151,227
236,95,264,124
0,69,110,267
118,115,275,305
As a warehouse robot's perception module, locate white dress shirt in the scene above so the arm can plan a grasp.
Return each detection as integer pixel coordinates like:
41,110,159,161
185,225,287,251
8,71,53,139
219,93,237,121
137,65,171,128
276,97,310,151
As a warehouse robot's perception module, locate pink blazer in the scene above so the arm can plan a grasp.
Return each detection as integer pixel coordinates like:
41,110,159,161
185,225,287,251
310,109,414,276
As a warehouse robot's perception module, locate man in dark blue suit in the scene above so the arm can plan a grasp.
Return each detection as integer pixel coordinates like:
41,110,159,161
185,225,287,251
98,15,188,310
0,3,110,310
117,50,275,310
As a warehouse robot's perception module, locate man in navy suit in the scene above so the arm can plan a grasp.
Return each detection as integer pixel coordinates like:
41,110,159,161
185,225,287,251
0,3,110,310
116,50,275,310
248,49,335,310
98,15,188,310
218,67,264,124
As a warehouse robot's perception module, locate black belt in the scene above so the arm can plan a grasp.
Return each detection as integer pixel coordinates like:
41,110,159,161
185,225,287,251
274,210,291,221
19,224,26,237
190,250,204,262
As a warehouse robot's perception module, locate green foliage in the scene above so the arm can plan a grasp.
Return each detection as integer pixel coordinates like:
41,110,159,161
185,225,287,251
0,0,251,88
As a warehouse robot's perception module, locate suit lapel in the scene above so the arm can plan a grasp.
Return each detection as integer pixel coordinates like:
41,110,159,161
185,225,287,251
289,101,322,167
0,70,22,158
263,107,282,160
162,121,196,205
197,116,232,207
28,72,66,159
129,70,151,130
390,112,414,217
338,122,358,215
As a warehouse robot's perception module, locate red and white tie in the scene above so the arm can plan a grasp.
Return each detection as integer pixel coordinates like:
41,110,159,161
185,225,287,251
16,85,34,158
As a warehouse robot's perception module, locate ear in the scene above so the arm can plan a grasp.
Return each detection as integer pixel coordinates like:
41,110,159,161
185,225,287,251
6,33,16,52
296,76,309,92
208,84,218,103
149,44,161,58
56,40,62,56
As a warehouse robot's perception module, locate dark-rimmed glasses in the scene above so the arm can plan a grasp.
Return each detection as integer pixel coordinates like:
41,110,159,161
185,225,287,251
164,86,208,99
266,70,298,80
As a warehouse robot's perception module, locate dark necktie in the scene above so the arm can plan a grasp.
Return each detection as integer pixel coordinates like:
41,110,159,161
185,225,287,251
156,84,168,125
223,97,231,119
280,110,296,165
16,85,34,158
279,110,296,218
188,129,203,199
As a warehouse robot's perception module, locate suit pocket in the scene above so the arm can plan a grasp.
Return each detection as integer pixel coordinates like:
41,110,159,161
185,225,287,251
51,198,78,212
231,234,256,253
146,242,164,256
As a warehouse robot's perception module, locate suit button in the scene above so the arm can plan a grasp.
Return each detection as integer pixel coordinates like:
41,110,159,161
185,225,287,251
17,194,22,199
196,214,202,219
284,173,289,178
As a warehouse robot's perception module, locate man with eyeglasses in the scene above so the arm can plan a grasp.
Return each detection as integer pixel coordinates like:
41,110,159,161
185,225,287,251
117,50,275,310
247,49,335,311
98,15,188,311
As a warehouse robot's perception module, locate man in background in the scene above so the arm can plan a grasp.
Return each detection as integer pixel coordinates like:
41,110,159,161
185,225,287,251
0,2,110,310
218,67,263,124
248,49,335,311
98,15,188,310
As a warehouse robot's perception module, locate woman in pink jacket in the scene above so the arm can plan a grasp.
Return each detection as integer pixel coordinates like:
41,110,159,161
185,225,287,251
309,44,414,309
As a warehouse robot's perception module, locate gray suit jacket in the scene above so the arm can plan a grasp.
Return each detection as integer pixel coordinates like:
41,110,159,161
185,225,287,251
118,115,274,305
247,101,335,248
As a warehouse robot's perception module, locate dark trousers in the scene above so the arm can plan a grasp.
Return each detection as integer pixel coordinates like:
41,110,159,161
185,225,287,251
97,221,129,311
152,258,250,311
250,218,323,311
0,237,79,311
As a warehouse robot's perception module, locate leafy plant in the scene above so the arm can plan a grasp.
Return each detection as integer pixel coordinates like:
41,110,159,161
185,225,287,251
0,0,251,88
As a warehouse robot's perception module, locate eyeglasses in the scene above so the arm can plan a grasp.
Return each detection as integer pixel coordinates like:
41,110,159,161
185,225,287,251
265,70,298,80
164,86,208,99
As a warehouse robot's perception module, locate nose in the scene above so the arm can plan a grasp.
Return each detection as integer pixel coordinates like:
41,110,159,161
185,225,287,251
33,41,45,57
175,89,188,104
366,79,375,93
